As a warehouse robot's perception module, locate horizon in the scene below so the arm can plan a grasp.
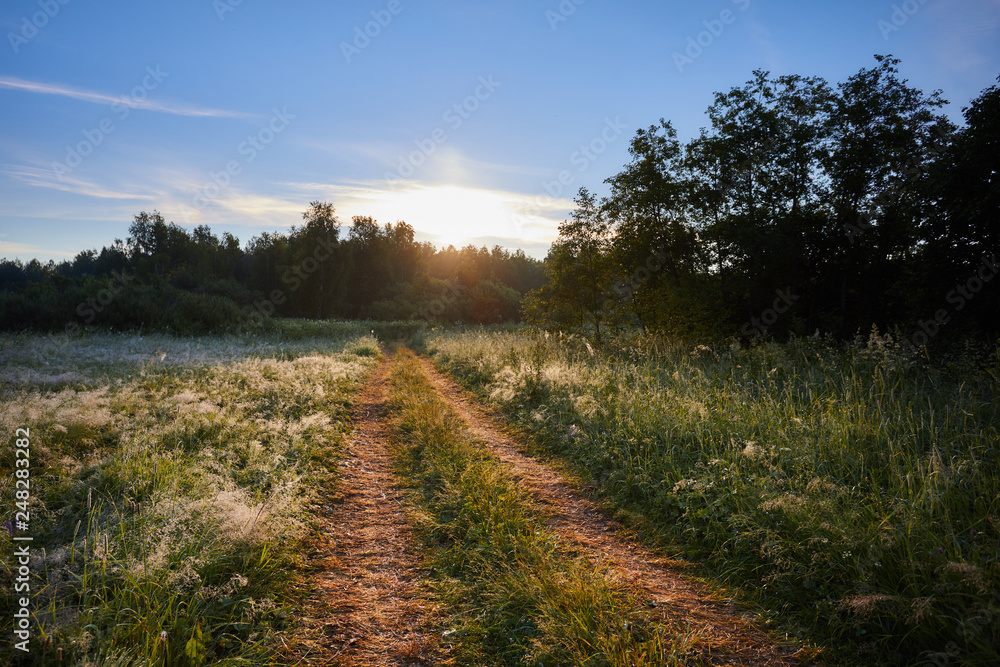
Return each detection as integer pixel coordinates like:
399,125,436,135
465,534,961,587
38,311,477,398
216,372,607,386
2,0,999,263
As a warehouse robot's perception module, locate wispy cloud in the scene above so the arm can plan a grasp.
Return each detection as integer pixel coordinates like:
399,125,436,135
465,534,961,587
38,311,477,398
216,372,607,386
300,140,554,183
207,193,302,220
925,0,1000,73
3,165,157,201
746,19,783,73
0,74,252,119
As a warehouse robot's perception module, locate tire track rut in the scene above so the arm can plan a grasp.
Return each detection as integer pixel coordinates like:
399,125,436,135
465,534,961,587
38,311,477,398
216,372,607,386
414,353,805,666
293,356,436,666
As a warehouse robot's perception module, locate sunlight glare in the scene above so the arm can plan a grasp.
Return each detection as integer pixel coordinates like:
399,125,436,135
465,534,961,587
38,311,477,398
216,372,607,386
357,184,555,248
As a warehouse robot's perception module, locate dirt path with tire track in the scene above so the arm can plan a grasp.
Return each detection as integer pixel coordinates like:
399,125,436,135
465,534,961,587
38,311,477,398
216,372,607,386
289,356,437,667
413,353,808,666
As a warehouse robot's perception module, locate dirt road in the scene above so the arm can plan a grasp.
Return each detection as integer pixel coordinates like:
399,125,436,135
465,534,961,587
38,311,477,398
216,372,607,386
293,350,806,665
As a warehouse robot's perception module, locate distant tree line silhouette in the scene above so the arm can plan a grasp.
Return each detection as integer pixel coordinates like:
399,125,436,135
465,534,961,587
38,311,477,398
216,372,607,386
527,56,999,348
0,203,545,334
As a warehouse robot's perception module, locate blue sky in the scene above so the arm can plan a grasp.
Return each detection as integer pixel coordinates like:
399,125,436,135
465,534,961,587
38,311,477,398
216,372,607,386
1,0,998,262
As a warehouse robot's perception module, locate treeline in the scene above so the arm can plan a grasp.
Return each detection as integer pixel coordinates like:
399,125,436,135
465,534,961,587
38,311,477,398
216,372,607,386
0,204,545,334
527,56,999,347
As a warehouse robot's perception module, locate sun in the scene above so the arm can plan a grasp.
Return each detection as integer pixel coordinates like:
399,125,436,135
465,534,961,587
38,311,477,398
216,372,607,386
357,184,542,248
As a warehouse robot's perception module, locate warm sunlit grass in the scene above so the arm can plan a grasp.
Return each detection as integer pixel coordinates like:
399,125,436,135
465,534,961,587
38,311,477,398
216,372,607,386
386,348,696,666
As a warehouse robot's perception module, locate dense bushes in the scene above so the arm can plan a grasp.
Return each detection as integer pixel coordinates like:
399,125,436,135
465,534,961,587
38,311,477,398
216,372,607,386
0,278,266,335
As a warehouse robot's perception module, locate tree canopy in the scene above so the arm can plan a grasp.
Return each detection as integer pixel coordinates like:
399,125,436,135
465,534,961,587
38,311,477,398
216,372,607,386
529,57,999,347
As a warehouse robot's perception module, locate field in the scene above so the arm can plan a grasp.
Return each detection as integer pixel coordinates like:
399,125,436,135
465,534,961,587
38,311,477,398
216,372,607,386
2,323,998,666
0,323,381,665
422,328,1000,665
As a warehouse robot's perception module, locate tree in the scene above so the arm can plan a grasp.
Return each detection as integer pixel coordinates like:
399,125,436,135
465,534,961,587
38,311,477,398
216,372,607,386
603,119,713,333
296,201,342,318
527,188,617,340
922,77,1000,335
824,55,952,332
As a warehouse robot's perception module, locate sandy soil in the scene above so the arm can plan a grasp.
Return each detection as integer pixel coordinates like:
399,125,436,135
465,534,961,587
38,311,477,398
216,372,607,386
288,356,437,666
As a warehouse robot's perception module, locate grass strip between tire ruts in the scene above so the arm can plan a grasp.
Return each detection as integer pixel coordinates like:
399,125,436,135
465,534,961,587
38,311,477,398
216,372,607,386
385,347,704,667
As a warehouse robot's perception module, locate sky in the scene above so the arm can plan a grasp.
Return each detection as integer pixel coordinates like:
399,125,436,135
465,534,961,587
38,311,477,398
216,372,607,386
1,0,998,263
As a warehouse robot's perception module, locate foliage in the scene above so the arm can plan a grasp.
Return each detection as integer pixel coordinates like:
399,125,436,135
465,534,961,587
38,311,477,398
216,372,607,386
526,188,622,339
529,58,998,346
0,207,546,334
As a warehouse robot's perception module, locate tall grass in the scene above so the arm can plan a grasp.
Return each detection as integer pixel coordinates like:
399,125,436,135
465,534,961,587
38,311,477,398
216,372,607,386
424,328,1000,666
386,348,699,666
0,326,380,665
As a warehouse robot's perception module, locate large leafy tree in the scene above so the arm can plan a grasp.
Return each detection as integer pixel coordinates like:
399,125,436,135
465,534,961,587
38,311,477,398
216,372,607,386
602,120,713,333
922,77,1000,334
684,71,833,333
824,55,952,331
604,119,691,284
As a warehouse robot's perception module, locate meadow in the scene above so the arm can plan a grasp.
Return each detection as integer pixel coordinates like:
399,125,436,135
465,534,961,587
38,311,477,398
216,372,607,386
3,321,997,666
422,327,1000,665
0,323,381,665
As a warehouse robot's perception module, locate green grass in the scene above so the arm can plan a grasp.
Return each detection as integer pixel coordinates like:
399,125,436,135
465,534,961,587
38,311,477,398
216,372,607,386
386,348,701,666
422,327,1000,666
0,324,381,665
